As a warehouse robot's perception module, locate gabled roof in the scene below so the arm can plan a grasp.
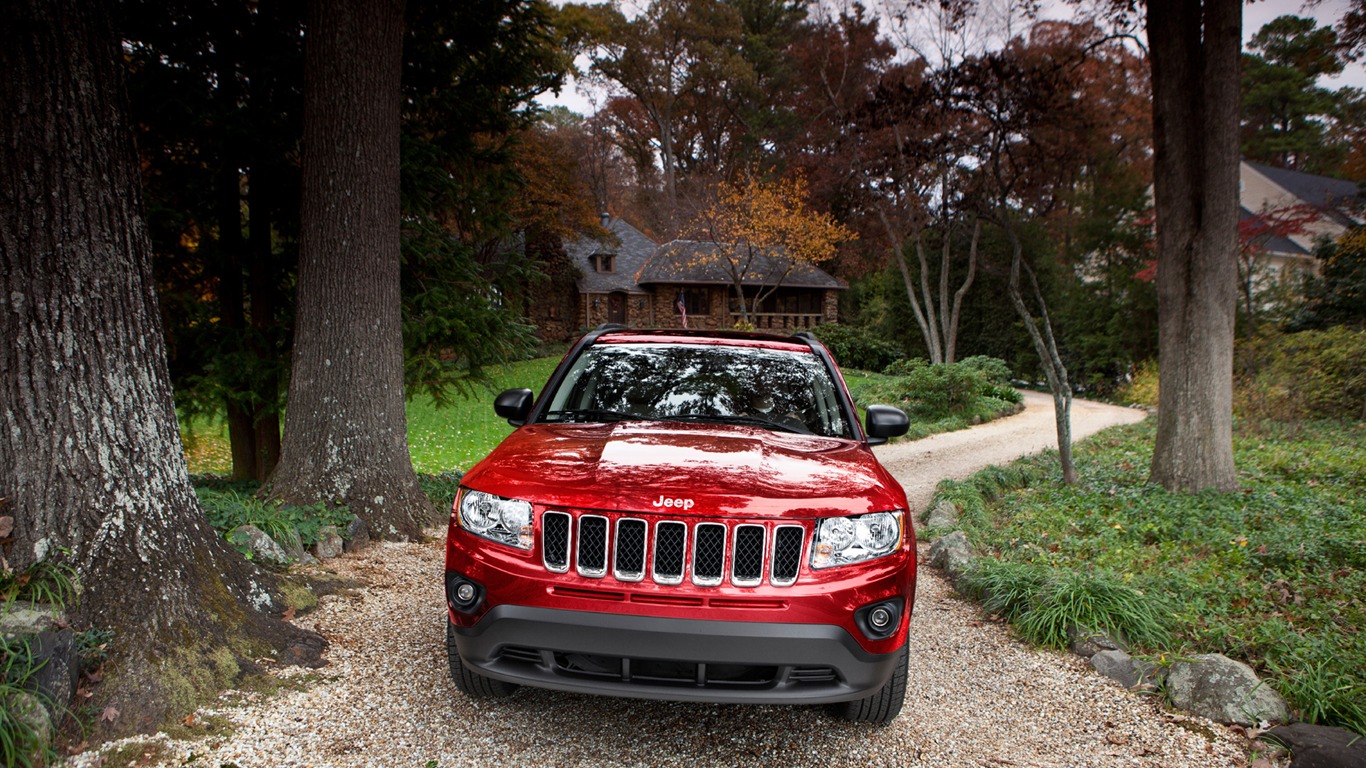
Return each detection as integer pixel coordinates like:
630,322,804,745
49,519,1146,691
565,216,658,294
636,240,846,290
1244,160,1363,229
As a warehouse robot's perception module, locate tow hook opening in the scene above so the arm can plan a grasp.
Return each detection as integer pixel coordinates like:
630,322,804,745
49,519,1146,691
446,570,485,614
854,599,904,641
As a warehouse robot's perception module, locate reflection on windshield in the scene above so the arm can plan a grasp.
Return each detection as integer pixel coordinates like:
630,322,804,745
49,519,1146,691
541,343,851,438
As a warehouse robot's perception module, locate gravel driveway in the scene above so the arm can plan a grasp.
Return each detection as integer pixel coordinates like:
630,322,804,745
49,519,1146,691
70,393,1251,767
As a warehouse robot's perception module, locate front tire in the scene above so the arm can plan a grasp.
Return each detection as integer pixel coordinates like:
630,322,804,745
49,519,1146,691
833,643,907,725
446,621,518,699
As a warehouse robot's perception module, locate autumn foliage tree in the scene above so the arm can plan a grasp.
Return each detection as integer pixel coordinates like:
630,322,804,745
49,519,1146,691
690,172,854,325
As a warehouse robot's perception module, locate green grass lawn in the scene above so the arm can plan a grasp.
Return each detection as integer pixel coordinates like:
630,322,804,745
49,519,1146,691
406,356,563,472
937,419,1366,734
181,355,565,476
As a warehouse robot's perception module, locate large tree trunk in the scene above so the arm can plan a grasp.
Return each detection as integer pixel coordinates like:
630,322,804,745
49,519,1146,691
0,0,313,737
1147,0,1240,491
266,0,429,540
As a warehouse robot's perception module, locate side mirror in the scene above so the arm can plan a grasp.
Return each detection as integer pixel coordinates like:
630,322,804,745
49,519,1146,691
864,404,909,446
494,389,534,426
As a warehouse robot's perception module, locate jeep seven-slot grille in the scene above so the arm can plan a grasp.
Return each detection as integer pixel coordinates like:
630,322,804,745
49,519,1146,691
540,511,805,587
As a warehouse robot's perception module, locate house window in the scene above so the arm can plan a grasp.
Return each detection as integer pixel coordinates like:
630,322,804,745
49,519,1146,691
756,289,822,314
674,287,709,315
592,253,615,273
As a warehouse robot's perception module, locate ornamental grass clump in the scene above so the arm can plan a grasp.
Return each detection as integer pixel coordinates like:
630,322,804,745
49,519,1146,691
962,560,1172,651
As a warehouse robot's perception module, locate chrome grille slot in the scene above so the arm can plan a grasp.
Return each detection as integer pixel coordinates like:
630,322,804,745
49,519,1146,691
771,525,804,587
577,515,609,578
692,523,726,587
731,525,765,587
613,518,647,582
652,522,687,585
539,512,806,587
542,511,571,573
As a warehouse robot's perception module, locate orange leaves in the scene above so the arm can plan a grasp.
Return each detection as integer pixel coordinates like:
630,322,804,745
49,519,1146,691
693,171,854,267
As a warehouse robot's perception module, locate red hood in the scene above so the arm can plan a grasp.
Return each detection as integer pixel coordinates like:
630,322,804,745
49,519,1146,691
461,421,907,519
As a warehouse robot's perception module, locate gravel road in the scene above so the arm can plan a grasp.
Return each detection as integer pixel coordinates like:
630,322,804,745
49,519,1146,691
69,394,1252,768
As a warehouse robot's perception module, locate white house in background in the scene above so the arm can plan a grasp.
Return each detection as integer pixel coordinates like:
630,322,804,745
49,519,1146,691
1240,160,1364,277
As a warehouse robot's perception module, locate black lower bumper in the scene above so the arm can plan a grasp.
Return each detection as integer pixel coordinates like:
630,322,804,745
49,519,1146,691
448,605,902,704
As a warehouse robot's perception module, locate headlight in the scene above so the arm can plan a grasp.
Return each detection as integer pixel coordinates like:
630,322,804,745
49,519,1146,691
811,511,903,569
456,489,534,550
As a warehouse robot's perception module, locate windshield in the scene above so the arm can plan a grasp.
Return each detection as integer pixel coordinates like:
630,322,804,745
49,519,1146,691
539,342,853,439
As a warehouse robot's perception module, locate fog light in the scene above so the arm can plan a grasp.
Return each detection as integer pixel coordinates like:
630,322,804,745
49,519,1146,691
445,571,485,614
855,599,903,641
869,606,893,629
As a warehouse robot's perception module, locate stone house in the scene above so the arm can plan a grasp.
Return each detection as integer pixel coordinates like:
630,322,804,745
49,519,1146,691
535,215,845,340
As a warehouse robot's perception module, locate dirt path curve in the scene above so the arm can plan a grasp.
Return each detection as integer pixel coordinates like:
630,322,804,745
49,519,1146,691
874,389,1147,514
67,395,1250,768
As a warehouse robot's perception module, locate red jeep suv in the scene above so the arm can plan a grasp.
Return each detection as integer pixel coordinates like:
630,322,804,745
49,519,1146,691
444,326,915,723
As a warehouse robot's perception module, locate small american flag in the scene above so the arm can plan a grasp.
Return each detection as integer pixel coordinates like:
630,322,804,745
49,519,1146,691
676,290,688,329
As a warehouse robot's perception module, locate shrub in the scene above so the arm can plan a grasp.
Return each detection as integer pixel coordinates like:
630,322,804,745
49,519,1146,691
1115,359,1159,407
982,383,1024,405
881,357,928,377
957,355,1013,386
871,357,1019,419
807,324,904,371
1237,327,1366,423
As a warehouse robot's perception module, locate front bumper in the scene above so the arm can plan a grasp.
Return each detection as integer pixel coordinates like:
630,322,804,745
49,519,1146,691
448,604,904,704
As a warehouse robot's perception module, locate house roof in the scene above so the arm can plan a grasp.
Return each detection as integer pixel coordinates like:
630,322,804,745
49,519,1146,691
636,240,847,290
1244,160,1363,229
566,216,657,294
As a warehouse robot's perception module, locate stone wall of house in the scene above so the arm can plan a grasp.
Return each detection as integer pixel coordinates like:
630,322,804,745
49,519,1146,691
582,293,606,330
581,292,655,332
526,283,578,343
626,294,653,327
823,290,839,324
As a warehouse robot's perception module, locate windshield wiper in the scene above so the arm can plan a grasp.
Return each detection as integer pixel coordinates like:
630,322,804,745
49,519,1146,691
666,413,810,434
542,408,643,424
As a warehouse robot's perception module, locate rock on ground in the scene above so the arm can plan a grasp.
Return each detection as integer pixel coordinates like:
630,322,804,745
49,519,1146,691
927,531,972,580
1090,649,1161,690
1166,653,1290,726
1264,722,1366,768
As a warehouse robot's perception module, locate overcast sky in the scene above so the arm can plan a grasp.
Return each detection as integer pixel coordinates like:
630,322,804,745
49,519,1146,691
538,0,1366,114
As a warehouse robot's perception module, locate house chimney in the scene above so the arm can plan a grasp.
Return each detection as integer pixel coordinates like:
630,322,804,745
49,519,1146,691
600,212,611,227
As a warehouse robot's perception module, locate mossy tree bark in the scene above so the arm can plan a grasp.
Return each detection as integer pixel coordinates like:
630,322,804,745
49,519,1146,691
0,0,318,738
1147,0,1241,492
264,0,430,540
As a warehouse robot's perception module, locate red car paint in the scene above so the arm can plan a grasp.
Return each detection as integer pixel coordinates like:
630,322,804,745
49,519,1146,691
443,328,916,720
